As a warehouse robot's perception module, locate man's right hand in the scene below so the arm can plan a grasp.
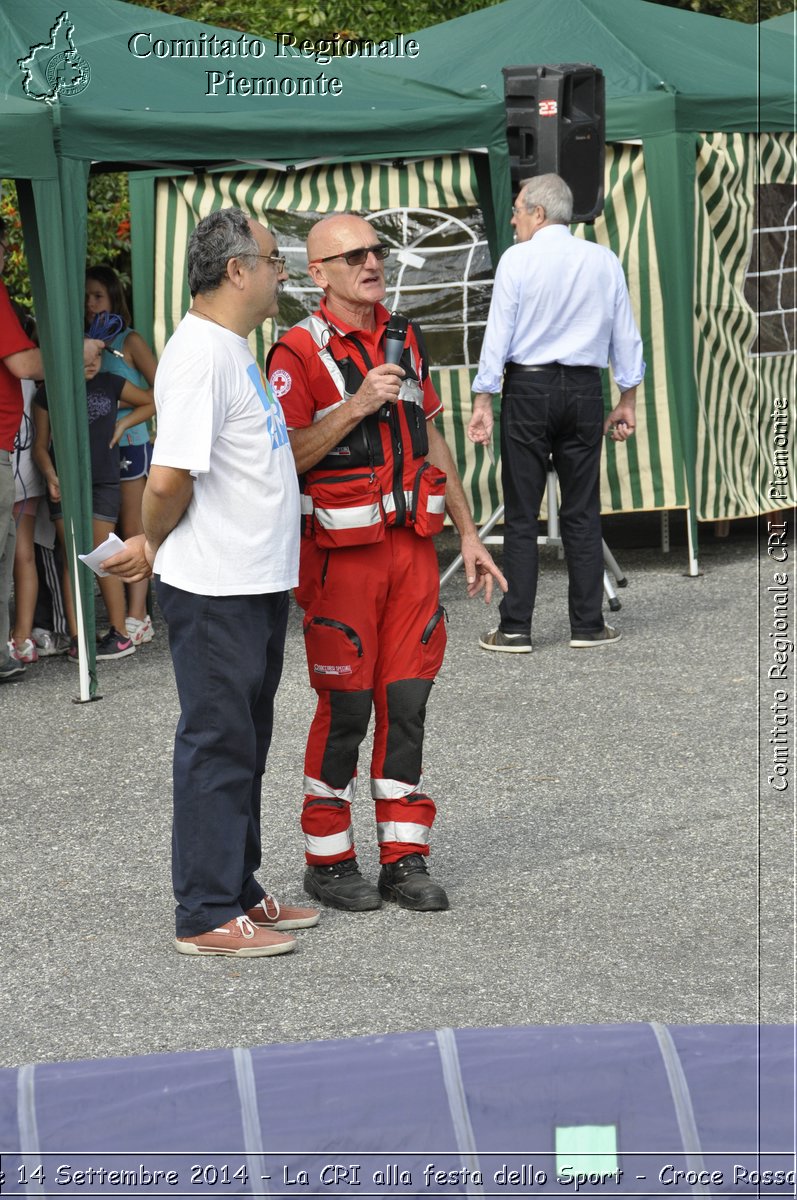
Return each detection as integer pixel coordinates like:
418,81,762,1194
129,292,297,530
350,363,404,418
467,393,495,445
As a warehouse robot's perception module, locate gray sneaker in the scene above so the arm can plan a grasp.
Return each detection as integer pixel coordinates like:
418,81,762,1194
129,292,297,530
479,628,532,653
32,628,70,656
570,625,621,648
0,657,25,682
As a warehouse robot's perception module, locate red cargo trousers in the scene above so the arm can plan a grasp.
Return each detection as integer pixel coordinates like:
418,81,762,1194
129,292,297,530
296,526,447,867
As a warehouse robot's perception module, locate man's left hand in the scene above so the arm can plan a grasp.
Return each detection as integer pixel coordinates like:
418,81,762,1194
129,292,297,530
604,392,637,442
460,531,508,603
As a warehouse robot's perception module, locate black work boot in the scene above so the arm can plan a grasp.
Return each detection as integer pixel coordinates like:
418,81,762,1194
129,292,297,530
304,858,381,911
378,853,449,911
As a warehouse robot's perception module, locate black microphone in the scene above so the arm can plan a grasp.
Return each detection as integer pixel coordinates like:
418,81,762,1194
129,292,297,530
384,312,408,365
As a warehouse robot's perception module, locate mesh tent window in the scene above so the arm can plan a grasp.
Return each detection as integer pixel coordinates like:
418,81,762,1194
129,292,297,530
744,182,796,359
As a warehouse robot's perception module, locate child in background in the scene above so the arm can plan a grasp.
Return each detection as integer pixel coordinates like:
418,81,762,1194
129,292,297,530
85,266,158,647
32,346,154,660
9,379,46,662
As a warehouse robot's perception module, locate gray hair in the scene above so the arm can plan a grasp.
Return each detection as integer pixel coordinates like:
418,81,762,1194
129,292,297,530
187,207,259,296
519,174,573,224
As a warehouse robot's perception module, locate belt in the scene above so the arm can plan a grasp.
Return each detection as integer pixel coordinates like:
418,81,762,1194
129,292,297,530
506,361,600,374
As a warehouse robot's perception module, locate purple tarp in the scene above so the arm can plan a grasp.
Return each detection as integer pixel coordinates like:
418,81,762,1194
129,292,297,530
0,1025,794,1198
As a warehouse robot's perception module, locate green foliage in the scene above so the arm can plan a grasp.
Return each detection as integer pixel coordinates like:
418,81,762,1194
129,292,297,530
125,0,503,41
654,0,791,20
85,173,132,285
0,174,131,314
0,183,32,310
128,0,791,34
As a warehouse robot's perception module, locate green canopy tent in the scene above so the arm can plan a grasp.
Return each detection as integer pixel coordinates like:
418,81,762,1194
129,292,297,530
139,0,795,579
0,0,793,697
0,0,512,695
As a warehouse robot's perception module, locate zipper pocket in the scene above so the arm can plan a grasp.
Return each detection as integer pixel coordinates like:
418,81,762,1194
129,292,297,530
307,617,363,657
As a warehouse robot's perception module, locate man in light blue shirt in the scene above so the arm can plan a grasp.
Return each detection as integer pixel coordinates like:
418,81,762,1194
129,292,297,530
468,173,645,652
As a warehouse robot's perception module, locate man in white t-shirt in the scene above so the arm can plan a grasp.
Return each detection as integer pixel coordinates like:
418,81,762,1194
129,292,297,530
104,208,319,957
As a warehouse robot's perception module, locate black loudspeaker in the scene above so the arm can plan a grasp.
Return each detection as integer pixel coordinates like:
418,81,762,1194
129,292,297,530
503,63,605,223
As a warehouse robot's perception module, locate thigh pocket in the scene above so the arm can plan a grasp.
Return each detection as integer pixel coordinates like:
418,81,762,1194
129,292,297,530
304,615,364,691
419,604,448,677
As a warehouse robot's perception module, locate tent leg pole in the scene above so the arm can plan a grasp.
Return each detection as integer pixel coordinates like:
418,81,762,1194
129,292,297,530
70,522,101,703
686,507,699,577
440,503,505,587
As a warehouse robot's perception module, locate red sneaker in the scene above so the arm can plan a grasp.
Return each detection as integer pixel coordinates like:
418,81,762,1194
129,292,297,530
175,915,296,957
245,893,320,931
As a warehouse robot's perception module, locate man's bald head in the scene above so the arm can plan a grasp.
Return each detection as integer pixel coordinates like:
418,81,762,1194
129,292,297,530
306,214,387,328
306,214,375,264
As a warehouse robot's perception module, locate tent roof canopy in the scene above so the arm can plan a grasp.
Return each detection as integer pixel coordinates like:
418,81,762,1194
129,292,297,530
0,0,507,173
384,0,794,134
0,0,791,182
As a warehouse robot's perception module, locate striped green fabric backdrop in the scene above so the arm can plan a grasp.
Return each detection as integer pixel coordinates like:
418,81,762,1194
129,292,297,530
694,132,796,519
153,156,478,363
152,148,683,520
577,144,684,515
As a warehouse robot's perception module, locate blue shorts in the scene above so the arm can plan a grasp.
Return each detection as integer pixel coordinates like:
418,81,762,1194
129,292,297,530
50,481,120,524
120,441,154,482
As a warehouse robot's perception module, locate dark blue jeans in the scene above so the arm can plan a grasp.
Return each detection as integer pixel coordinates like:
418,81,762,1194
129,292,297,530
156,580,289,937
498,365,606,638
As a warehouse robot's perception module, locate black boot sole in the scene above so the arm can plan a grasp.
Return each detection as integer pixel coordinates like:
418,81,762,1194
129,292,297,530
377,881,449,911
304,874,382,912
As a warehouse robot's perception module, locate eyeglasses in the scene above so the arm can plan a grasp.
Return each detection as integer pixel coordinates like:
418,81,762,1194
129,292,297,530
511,205,524,216
254,252,287,272
309,244,390,268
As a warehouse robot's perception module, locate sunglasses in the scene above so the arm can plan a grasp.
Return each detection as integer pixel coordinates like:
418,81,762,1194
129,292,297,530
310,244,390,268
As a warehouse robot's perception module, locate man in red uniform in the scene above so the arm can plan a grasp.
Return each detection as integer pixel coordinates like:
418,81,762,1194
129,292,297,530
268,214,505,913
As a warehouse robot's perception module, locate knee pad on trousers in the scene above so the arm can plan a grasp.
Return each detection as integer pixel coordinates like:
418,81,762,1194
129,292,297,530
320,688,374,789
383,677,434,785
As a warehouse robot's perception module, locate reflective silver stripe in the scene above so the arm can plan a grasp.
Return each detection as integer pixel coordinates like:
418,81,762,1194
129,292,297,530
297,313,332,349
300,494,314,515
372,775,424,799
232,1047,271,1196
293,315,349,400
427,495,446,513
313,398,346,421
377,820,432,845
305,828,354,856
304,774,357,802
297,315,351,399
315,503,381,531
382,491,413,514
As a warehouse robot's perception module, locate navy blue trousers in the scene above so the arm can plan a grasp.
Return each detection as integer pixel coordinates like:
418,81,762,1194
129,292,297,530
156,580,289,937
498,365,606,638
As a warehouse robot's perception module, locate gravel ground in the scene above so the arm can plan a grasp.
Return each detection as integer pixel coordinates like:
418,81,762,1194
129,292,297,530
0,520,792,1069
